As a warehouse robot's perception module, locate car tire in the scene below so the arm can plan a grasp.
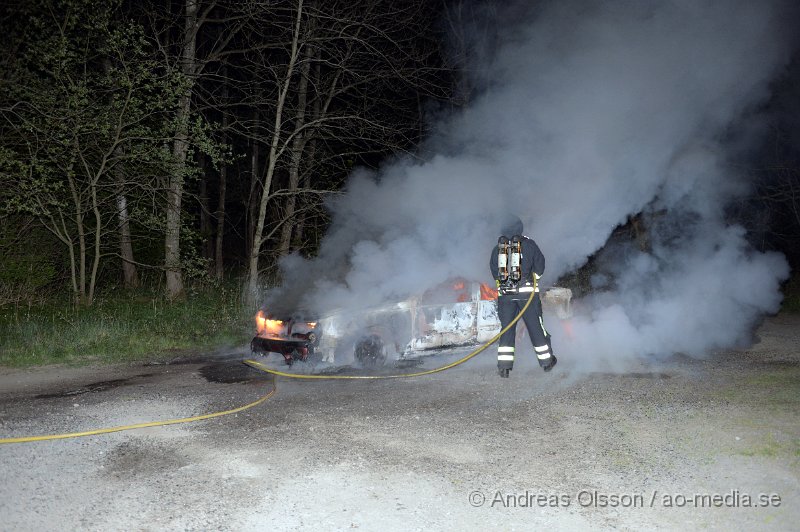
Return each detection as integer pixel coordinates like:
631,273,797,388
354,334,386,367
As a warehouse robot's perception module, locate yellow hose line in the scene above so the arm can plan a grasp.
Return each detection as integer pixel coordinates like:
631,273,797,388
0,375,276,445
245,279,538,380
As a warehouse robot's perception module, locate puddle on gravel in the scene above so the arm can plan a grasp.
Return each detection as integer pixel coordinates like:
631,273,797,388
200,362,268,384
144,357,211,366
36,373,155,398
393,358,426,369
240,357,425,378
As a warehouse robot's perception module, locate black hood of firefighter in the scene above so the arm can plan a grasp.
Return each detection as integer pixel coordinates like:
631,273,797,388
499,214,523,238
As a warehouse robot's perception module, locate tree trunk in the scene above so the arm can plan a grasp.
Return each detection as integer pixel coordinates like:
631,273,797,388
278,40,314,257
165,0,199,301
88,168,103,304
199,156,213,269
292,52,321,253
215,79,229,280
215,149,227,281
165,100,188,300
246,110,260,257
292,139,316,252
116,179,139,289
117,192,139,289
104,60,139,290
246,0,305,304
277,174,299,256
66,171,87,304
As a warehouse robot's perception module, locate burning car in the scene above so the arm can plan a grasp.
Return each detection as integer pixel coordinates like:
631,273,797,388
251,280,572,366
250,311,322,366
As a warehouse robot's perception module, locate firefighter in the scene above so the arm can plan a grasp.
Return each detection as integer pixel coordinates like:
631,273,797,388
490,215,557,378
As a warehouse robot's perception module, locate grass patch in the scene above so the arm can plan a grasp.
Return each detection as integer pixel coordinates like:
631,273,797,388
0,285,254,367
708,370,800,461
716,368,800,408
737,435,800,460
742,370,800,407
738,435,782,458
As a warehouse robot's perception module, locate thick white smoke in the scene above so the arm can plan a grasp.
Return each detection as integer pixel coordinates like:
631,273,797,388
275,0,794,364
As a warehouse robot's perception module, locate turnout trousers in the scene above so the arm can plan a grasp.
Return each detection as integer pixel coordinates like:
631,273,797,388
497,292,553,371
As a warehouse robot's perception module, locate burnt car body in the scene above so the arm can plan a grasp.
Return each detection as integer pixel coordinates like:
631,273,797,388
251,280,572,366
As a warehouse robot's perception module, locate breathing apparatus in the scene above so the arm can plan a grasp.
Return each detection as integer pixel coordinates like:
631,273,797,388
497,234,524,290
510,236,522,282
497,236,510,281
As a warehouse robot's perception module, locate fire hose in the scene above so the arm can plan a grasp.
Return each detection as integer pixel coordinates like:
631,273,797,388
0,376,277,444
0,280,536,444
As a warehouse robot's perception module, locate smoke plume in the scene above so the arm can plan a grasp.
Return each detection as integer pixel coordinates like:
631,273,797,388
274,0,795,365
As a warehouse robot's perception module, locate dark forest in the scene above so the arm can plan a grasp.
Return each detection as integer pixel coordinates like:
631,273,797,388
1,0,798,365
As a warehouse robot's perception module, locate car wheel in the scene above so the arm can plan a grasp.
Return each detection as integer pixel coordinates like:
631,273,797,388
355,334,386,367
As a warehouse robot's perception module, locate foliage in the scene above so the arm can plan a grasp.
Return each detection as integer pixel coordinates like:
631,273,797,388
0,0,450,307
0,220,60,305
0,0,189,305
0,223,57,287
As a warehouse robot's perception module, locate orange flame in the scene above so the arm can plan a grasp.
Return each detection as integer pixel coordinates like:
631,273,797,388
255,310,285,337
480,283,498,300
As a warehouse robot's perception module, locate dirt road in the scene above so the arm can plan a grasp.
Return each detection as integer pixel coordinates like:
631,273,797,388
1,315,798,531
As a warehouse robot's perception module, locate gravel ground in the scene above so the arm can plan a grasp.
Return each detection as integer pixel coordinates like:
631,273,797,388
1,314,798,531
